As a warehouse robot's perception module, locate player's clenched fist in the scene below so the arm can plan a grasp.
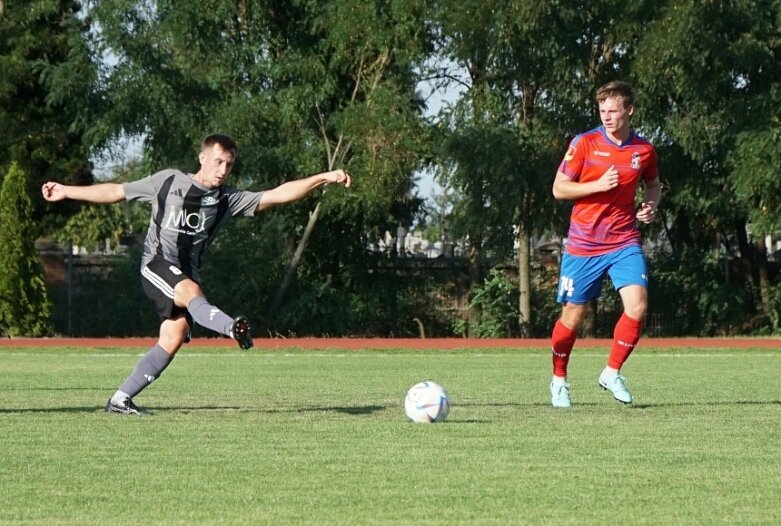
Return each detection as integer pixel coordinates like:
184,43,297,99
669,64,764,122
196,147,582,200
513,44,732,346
324,169,351,188
41,182,65,202
636,201,657,224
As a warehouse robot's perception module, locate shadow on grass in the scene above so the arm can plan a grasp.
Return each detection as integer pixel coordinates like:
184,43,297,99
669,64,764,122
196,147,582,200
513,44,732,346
0,404,389,415
632,400,781,409
156,404,389,415
3,400,777,415
457,401,596,408
305,404,387,415
0,387,110,391
0,406,106,414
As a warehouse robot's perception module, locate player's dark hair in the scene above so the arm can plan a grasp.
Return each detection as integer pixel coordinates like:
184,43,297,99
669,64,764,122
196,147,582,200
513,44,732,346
201,134,238,157
596,81,635,108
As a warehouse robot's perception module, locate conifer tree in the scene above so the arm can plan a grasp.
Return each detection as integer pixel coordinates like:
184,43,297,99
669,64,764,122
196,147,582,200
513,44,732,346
0,163,52,336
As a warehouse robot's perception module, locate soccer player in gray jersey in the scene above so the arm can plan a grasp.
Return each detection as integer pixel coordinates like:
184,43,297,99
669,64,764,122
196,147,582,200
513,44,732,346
42,134,351,415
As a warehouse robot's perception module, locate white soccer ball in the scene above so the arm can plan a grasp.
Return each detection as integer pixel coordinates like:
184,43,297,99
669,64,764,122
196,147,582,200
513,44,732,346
404,381,450,423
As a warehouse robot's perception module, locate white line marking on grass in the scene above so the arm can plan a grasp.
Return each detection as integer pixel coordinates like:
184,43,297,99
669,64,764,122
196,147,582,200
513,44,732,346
1,351,778,359
635,353,779,358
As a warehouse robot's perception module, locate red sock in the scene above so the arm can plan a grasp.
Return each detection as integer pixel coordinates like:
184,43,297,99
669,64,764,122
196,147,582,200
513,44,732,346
608,313,643,369
551,320,577,377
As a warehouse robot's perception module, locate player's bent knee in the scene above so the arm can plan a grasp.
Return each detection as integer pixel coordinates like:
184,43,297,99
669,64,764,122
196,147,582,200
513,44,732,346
561,303,588,330
174,280,204,306
158,330,186,353
158,317,190,353
623,303,647,321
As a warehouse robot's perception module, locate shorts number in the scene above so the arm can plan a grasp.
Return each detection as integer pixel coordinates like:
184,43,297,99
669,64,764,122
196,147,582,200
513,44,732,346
558,276,574,298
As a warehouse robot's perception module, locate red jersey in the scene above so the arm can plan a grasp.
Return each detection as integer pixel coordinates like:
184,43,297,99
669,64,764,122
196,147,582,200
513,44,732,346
558,126,658,256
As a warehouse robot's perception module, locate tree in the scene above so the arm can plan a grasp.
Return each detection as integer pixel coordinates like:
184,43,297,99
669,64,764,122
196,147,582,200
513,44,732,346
0,1,96,233
432,0,647,335
0,163,52,336
633,0,781,332
264,0,434,319
89,0,436,335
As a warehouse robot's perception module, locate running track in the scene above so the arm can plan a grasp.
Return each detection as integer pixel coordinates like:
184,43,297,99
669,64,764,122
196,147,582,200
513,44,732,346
0,337,779,349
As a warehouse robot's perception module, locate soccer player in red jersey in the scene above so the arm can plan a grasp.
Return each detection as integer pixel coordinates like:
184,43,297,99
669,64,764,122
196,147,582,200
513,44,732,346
549,81,661,408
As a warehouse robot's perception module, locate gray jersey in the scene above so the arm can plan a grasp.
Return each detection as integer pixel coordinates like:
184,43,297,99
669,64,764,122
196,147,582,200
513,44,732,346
123,169,263,282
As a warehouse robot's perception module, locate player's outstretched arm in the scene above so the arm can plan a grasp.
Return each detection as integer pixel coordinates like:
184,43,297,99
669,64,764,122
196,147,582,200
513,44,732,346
257,169,351,211
41,182,126,204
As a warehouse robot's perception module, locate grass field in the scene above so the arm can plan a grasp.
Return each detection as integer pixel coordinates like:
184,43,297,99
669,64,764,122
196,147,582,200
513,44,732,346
1,345,779,525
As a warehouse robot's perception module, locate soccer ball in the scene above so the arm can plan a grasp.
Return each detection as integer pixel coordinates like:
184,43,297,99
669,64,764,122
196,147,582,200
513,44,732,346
404,381,450,423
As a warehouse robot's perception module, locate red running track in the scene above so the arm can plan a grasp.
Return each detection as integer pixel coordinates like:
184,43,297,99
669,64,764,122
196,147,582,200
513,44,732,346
0,337,779,349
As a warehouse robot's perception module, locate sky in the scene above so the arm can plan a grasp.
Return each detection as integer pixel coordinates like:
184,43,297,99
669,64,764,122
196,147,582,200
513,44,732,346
414,68,467,199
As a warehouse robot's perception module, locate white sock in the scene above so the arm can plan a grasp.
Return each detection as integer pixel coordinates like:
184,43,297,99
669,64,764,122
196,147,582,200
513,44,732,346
551,375,567,385
111,390,131,403
601,367,619,379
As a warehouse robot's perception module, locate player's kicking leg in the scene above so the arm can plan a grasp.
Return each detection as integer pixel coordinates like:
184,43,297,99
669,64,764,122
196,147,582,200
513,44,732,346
176,282,253,350
229,315,252,350
143,257,254,349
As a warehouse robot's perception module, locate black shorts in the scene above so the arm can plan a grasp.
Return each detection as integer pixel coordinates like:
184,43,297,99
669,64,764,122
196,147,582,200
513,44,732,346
141,256,196,323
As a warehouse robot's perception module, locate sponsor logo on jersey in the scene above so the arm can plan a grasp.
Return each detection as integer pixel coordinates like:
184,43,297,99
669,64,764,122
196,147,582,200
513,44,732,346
631,152,641,169
163,206,208,234
201,195,219,206
593,150,610,157
564,145,576,161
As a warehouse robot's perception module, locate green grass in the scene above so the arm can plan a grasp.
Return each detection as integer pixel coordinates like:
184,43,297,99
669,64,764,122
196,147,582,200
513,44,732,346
1,346,779,525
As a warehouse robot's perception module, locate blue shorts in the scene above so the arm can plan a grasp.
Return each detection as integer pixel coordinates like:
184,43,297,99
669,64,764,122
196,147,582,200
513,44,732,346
556,245,648,304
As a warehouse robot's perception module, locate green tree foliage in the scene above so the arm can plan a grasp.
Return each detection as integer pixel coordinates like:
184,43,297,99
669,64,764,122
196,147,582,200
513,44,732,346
731,128,781,235
54,204,127,252
0,163,52,336
259,0,435,319
5,0,780,337
634,0,781,331
454,268,519,338
432,0,649,335
88,0,437,336
0,1,96,232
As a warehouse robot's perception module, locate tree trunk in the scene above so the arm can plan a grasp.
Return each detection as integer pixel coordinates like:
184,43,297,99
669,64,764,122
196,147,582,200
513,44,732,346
735,219,758,293
267,202,322,320
754,237,771,314
581,302,596,338
466,235,483,337
517,223,531,337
